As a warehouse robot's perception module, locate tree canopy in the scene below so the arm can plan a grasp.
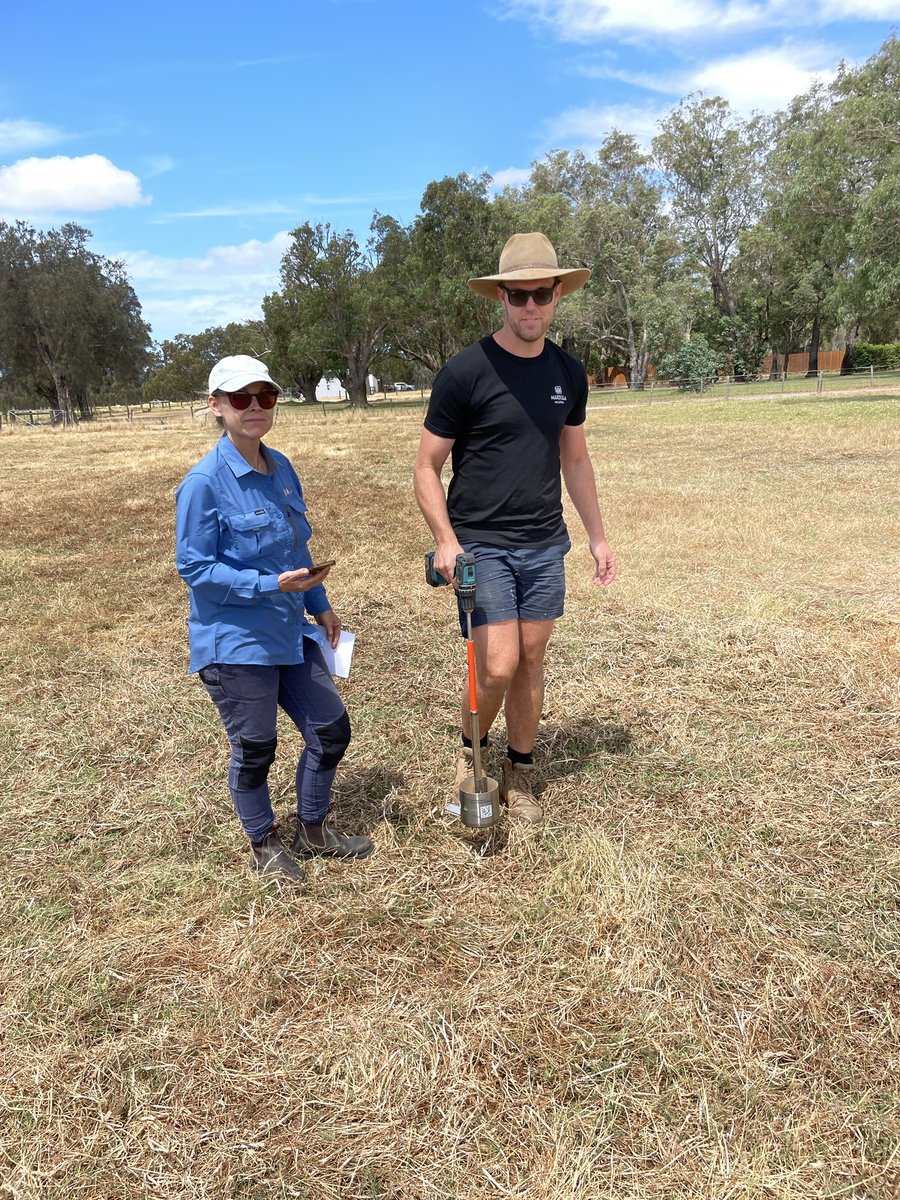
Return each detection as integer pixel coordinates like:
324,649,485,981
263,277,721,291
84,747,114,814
10,36,900,412
0,222,151,420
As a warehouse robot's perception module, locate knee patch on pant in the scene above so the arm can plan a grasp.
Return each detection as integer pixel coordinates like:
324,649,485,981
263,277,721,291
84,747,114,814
317,712,351,771
237,736,277,789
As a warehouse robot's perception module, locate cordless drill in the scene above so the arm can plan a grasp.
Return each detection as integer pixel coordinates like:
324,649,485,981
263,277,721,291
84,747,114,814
424,551,476,610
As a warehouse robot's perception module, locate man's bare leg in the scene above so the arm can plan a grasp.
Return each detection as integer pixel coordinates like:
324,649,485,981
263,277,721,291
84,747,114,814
459,619,519,740
496,619,555,822
504,619,555,752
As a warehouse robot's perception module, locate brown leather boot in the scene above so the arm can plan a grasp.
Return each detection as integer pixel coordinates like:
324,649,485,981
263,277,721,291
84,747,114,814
455,744,475,787
500,757,543,824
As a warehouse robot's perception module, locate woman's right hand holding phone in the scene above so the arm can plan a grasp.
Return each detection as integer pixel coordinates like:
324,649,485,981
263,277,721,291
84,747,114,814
278,564,333,592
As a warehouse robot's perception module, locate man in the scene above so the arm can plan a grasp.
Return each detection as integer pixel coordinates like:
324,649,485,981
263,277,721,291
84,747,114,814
414,232,616,824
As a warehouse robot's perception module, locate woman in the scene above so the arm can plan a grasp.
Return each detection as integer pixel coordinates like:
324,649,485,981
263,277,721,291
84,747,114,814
175,354,374,884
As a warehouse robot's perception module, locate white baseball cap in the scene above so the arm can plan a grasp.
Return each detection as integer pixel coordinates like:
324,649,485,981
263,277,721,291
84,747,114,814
208,355,282,395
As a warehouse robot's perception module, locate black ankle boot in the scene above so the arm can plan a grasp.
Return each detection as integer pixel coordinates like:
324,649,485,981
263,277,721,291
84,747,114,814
249,831,306,884
292,821,375,860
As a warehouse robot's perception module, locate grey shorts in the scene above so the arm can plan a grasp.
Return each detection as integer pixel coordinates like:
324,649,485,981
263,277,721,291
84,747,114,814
458,539,570,631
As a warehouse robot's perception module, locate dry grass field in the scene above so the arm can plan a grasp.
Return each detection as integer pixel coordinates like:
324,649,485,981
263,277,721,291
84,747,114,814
1,395,898,1199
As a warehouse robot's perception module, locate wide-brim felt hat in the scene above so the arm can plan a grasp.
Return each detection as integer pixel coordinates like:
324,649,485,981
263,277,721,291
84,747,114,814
468,232,591,299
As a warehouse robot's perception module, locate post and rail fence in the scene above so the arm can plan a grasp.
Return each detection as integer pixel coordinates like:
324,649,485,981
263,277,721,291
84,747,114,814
2,365,898,430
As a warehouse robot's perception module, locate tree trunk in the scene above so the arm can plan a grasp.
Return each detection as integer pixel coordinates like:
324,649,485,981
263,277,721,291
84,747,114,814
37,340,76,424
295,368,321,405
840,323,860,375
50,370,76,425
769,349,780,381
342,356,370,407
805,313,821,378
713,270,737,319
629,330,649,391
346,379,369,406
615,282,643,391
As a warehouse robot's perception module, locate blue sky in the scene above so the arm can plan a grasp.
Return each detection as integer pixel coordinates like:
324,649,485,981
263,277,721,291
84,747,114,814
1,0,896,344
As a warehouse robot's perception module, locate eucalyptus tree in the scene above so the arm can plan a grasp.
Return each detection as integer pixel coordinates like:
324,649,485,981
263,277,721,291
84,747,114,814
517,138,691,388
374,173,512,374
143,321,268,402
744,35,900,376
261,290,324,404
0,221,150,422
277,223,386,407
583,133,692,388
755,86,855,376
830,34,900,349
653,96,769,373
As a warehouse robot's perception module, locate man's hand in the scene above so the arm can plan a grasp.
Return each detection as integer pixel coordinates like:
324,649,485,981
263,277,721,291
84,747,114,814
315,608,343,649
591,540,617,586
434,540,466,585
278,566,332,593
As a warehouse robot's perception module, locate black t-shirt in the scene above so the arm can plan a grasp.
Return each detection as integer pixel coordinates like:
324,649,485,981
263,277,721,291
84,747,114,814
423,335,587,548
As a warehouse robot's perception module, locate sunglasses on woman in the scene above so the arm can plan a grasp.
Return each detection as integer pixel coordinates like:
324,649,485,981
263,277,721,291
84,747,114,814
218,388,280,410
500,282,559,307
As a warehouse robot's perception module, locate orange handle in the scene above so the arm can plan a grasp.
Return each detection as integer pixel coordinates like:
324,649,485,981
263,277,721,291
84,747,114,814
467,640,478,713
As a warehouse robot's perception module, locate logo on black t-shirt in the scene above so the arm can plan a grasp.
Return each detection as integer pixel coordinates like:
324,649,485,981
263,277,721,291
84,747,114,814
552,384,567,405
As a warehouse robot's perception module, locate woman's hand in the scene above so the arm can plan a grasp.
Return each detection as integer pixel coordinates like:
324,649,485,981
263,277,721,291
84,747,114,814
277,566,332,593
315,608,342,649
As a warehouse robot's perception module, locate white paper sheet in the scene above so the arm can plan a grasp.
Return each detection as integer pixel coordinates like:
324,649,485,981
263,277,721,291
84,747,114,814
320,629,356,678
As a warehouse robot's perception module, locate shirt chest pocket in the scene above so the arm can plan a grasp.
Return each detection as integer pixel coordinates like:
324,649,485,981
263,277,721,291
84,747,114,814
224,509,275,558
284,496,312,550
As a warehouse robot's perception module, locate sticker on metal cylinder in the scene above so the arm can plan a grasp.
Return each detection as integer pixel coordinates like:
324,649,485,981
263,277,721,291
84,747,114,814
479,804,494,819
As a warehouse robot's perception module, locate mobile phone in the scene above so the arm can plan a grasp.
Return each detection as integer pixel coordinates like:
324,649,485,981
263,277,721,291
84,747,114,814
306,560,336,575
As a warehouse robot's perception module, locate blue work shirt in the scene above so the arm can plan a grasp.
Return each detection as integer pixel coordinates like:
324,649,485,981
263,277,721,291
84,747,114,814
175,434,330,673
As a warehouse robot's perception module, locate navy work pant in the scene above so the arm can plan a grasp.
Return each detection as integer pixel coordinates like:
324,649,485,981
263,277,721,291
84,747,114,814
199,645,351,842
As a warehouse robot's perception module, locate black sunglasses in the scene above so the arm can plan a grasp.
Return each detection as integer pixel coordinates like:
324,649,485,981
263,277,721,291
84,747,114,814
218,388,279,410
500,282,559,307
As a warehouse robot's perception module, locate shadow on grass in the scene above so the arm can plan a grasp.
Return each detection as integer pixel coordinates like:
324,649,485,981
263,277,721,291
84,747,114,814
780,391,899,406
437,718,635,859
541,716,634,776
333,763,408,832
445,811,509,859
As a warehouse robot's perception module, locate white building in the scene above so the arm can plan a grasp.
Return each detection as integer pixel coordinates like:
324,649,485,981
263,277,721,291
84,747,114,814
315,376,348,400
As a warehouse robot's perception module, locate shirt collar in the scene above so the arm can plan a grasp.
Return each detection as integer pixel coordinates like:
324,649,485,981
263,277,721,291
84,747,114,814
218,433,265,479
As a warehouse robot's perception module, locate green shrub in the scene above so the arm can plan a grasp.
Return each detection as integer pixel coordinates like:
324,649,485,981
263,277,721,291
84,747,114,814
658,335,723,392
854,342,900,369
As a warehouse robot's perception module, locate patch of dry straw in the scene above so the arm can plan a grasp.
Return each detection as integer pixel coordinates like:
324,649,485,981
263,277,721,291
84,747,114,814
0,397,898,1199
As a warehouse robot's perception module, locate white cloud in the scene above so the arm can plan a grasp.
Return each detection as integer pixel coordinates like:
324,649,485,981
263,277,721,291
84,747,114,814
502,0,897,40
501,0,772,41
138,294,270,339
0,119,64,154
537,42,834,164
690,45,836,110
156,202,295,220
0,154,147,214
144,155,176,178
490,167,533,191
577,40,840,113
545,101,668,149
817,0,900,14
155,191,403,222
120,231,292,340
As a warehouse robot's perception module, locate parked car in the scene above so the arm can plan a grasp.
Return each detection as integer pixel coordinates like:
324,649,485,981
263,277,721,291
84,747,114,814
391,381,415,391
